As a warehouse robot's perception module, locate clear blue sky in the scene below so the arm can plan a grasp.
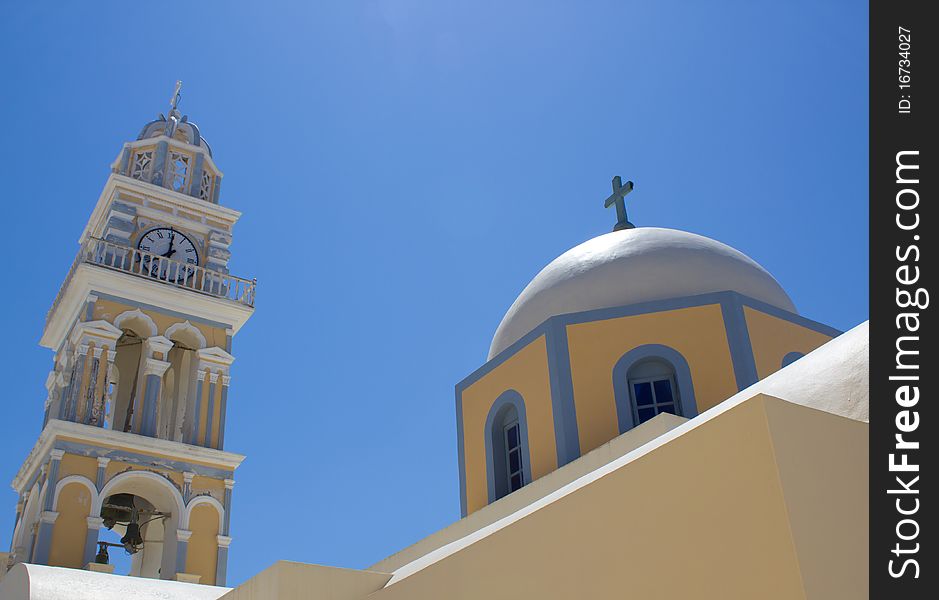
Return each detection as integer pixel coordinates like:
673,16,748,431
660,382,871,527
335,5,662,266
0,0,867,586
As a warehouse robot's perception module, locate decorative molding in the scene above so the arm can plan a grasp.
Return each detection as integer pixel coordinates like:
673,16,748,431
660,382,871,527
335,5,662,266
176,529,193,542
143,357,172,377
216,535,233,548
223,478,235,490
50,449,65,461
10,420,245,493
164,320,207,349
86,516,104,529
144,335,174,357
113,309,159,338
42,266,253,351
96,457,111,468
40,511,59,524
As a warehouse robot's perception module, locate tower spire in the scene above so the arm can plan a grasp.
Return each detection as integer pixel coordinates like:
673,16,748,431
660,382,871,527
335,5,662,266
169,80,183,114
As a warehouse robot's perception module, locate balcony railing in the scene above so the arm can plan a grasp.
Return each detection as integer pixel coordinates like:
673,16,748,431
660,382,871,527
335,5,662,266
47,237,256,325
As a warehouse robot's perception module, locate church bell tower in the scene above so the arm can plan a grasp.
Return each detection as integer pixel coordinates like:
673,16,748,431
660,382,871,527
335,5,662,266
4,83,254,586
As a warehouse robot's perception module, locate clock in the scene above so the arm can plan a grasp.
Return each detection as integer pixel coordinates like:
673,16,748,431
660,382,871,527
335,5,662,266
137,227,199,282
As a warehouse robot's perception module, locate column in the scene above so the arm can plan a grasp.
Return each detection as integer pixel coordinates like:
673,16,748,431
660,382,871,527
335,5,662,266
151,140,169,186
217,376,231,450
190,370,205,445
61,345,88,422
83,516,103,566
175,529,192,578
141,358,171,437
182,472,194,503
215,535,232,586
33,449,65,565
204,373,219,448
95,457,110,491
215,478,234,585
81,347,103,424
222,479,234,537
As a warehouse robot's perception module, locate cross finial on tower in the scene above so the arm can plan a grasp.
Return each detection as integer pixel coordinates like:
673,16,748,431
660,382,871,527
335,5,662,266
604,176,635,231
169,80,183,113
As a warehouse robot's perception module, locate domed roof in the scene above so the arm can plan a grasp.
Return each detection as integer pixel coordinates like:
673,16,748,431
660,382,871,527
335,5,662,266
489,227,795,359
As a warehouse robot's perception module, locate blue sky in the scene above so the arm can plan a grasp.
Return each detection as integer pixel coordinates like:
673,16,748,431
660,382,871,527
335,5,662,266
0,0,867,586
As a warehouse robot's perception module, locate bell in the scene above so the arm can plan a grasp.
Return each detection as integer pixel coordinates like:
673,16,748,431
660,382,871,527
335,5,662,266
121,521,143,554
95,543,110,565
101,493,136,529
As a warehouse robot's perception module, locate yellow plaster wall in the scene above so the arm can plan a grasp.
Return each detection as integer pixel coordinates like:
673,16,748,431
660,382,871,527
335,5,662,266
566,304,738,455
59,454,98,481
48,483,93,569
186,504,220,585
102,461,184,490
369,395,866,600
460,335,557,515
745,307,834,380
191,476,224,500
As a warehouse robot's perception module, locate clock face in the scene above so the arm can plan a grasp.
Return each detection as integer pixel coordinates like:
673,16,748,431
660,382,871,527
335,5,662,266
137,228,199,282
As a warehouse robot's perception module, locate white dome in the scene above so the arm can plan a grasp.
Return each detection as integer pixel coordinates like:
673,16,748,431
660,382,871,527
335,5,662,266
489,227,795,359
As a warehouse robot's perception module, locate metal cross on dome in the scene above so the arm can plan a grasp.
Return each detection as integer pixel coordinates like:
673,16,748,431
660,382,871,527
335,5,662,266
604,176,635,231
169,80,183,112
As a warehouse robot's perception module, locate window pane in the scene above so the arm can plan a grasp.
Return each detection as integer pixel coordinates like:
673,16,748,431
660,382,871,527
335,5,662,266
633,382,654,406
509,449,521,473
653,379,674,403
637,407,656,423
506,423,519,448
658,403,676,415
510,473,523,491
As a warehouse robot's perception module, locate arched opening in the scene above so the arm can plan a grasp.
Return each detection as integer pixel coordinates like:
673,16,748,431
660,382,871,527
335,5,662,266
111,331,144,433
160,326,202,443
627,358,681,425
95,472,184,580
485,390,531,503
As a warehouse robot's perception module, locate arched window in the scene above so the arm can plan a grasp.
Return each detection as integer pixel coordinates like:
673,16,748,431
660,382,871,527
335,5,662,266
485,390,531,502
612,344,698,434
627,359,680,425
781,351,805,368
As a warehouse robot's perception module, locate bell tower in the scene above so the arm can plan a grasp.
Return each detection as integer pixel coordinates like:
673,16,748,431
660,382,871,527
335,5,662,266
4,84,254,586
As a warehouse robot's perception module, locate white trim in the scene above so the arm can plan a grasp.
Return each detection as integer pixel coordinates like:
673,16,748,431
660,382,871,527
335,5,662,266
176,528,193,542
81,172,238,245
52,475,99,511
216,535,232,548
96,470,186,526
185,495,225,531
114,309,159,338
143,357,172,377
165,321,207,349
40,511,59,524
42,263,254,350
10,420,246,493
196,346,235,367
87,516,105,529
145,335,174,356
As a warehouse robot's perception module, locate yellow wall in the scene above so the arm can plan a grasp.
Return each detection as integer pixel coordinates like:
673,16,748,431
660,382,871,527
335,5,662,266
48,483,93,568
59,454,98,481
367,396,868,600
566,304,738,455
187,504,220,585
745,307,833,380
460,335,557,515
